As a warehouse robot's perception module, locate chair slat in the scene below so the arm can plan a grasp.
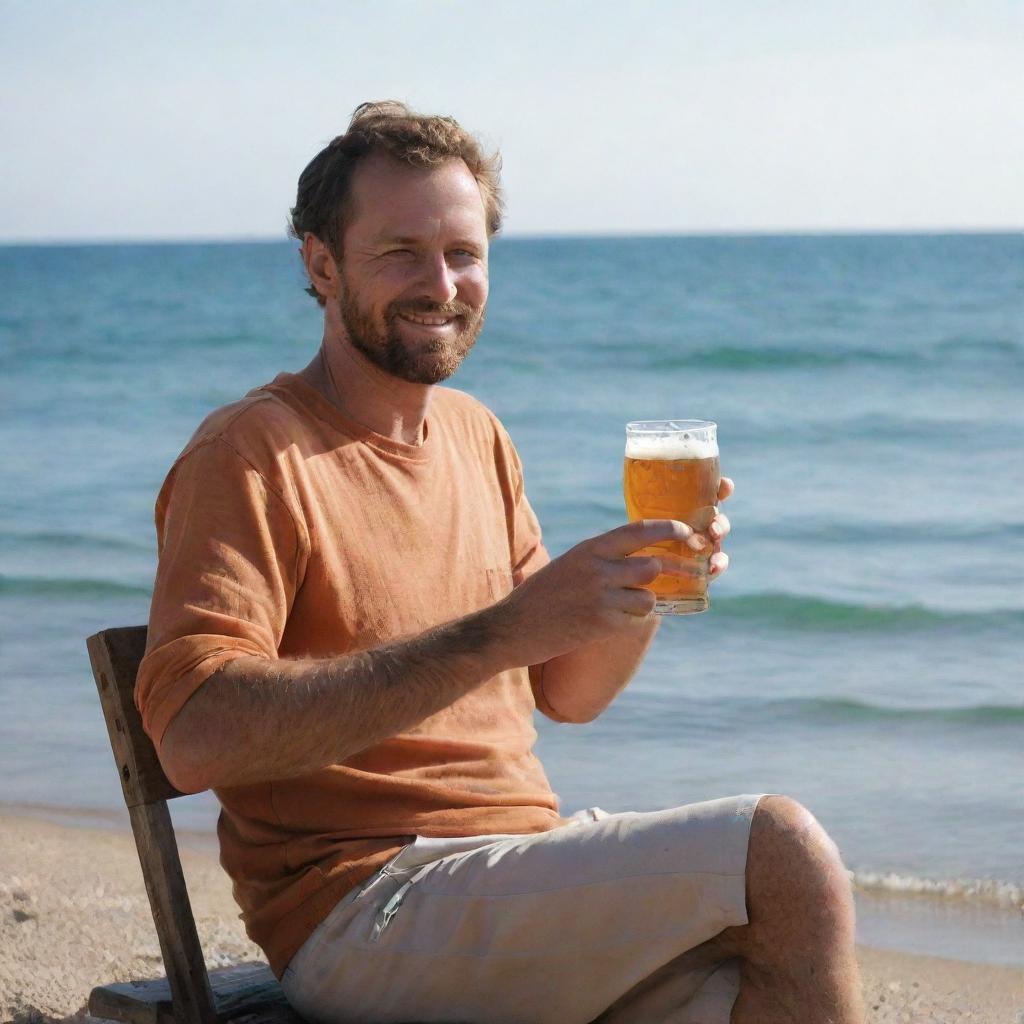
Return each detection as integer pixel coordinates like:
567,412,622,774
89,962,303,1024
129,801,220,1024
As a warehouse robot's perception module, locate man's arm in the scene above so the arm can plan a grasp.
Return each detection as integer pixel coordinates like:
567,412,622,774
161,610,505,793
532,479,734,724
159,518,693,793
532,619,661,724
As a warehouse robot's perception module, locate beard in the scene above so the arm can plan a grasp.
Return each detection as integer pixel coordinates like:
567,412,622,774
338,286,485,385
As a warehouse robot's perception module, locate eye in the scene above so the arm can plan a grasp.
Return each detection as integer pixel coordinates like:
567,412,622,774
385,248,415,260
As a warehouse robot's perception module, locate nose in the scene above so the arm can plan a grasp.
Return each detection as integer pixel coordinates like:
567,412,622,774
417,253,458,305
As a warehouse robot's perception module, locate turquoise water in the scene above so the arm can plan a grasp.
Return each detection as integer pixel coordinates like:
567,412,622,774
1,234,1022,960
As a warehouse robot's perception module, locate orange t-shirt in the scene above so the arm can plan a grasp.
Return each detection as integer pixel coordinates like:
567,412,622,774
136,373,563,977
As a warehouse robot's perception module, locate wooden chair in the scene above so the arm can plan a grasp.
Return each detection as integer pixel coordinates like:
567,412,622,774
87,625,304,1024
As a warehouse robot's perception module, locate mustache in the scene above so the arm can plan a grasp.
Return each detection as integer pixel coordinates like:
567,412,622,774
389,300,477,319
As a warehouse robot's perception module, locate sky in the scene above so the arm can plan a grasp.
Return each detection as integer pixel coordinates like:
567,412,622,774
2,0,1022,242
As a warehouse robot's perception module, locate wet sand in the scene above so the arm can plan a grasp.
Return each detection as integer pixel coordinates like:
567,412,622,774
2,812,1021,1022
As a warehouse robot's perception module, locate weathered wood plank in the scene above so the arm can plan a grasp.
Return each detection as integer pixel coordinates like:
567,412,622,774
88,626,184,808
89,961,304,1024
197,963,298,1023
86,628,312,1023
126,801,219,1024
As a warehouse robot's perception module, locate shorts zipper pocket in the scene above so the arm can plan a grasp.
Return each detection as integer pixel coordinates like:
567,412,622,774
370,881,413,943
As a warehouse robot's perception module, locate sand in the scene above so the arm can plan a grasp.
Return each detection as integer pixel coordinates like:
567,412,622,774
1,811,1021,1023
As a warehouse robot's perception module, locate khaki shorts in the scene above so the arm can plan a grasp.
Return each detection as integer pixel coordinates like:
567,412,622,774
281,794,764,1024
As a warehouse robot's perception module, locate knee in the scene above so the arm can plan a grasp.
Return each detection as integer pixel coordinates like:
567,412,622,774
748,796,852,906
708,796,856,963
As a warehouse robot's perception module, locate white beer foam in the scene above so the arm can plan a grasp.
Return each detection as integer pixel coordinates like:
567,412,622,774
625,433,718,460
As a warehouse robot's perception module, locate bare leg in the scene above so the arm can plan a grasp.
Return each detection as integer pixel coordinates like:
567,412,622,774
712,796,865,1024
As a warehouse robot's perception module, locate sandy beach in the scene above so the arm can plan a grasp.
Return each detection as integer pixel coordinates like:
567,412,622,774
2,810,1021,1023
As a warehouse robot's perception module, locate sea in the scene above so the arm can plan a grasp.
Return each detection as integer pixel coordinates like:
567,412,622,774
1,233,1022,967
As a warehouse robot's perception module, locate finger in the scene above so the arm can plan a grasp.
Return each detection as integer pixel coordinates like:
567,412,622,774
718,477,734,502
593,519,693,558
709,512,730,542
643,548,708,581
610,585,658,618
606,555,662,587
686,532,710,554
709,551,730,577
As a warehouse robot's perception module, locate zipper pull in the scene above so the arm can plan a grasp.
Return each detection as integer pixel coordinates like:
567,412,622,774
371,881,413,942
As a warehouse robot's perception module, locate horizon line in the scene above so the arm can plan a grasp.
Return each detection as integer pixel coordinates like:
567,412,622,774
1,226,1021,248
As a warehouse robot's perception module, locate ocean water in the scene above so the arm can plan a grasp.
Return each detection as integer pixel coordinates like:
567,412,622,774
2,234,1022,964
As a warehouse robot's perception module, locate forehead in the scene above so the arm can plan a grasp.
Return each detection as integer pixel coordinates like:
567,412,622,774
345,153,488,245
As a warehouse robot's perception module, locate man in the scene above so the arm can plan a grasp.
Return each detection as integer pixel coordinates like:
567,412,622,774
138,101,864,1023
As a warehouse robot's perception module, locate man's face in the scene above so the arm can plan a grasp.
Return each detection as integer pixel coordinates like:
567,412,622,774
335,153,490,385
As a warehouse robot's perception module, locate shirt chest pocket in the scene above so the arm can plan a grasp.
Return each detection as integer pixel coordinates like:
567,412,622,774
324,560,513,648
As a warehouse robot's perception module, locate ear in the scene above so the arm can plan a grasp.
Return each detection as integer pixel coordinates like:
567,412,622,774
301,233,340,303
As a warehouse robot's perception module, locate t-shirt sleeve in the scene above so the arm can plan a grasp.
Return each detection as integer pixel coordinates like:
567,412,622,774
136,436,306,752
488,416,567,718
495,427,549,587
512,488,549,586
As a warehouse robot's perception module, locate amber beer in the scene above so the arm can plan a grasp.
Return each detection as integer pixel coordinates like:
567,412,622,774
624,420,720,614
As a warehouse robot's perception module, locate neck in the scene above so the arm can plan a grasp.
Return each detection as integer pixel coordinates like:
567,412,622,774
299,315,433,447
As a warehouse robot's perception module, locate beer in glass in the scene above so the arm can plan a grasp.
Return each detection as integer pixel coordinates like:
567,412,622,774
623,420,720,614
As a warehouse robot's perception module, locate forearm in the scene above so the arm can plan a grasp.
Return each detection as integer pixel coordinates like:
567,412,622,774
536,616,660,723
159,518,703,788
160,608,508,792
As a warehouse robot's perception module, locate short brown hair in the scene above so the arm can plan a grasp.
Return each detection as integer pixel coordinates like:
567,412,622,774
289,100,504,305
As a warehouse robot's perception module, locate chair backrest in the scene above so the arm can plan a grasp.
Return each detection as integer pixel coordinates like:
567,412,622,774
88,625,183,807
88,626,219,1024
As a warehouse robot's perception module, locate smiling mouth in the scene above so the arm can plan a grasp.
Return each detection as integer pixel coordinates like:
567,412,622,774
398,312,458,328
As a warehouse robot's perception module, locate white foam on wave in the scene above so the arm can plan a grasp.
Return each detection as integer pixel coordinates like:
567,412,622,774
850,869,1023,910
625,433,718,461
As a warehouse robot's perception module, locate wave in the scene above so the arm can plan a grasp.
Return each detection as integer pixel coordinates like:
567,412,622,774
712,592,1022,631
934,336,1023,362
767,696,1024,725
647,345,917,371
0,574,151,599
0,530,152,553
642,339,1024,373
851,869,1023,911
632,691,1024,728
751,519,1024,545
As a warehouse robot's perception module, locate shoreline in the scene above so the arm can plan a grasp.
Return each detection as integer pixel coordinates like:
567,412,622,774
3,797,1021,967
2,807,1022,1022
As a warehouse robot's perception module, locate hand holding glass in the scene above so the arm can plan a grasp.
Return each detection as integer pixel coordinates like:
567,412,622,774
623,420,720,614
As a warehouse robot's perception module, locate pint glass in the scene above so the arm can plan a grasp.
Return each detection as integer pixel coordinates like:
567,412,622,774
623,420,720,614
